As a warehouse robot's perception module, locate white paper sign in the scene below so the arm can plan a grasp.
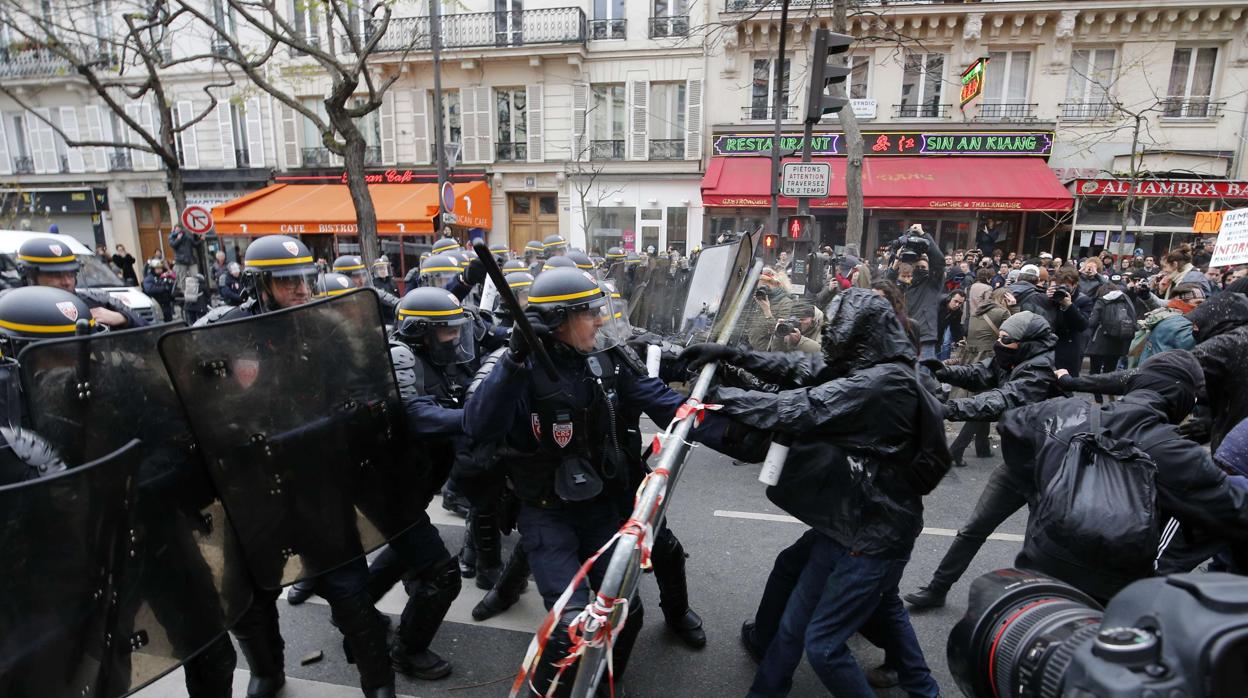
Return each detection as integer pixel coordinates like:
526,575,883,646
781,162,832,198
1209,207,1248,268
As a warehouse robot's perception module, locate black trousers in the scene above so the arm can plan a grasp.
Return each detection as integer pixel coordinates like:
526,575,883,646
1087,354,1122,403
949,421,992,460
926,463,1030,594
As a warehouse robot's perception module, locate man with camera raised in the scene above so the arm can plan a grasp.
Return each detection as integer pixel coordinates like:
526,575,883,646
886,224,946,360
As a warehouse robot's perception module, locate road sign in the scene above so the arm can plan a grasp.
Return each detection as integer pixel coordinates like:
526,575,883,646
441,181,455,215
180,205,213,234
780,162,832,198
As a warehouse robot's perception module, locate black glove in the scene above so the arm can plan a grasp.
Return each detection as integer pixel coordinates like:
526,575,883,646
919,358,946,377
508,311,550,362
677,343,743,371
1177,412,1212,444
464,258,487,287
1057,373,1078,391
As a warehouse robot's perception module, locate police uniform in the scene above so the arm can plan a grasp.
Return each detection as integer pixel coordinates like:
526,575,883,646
333,254,400,317
14,237,148,328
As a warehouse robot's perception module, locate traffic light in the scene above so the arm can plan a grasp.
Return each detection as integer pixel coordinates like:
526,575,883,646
785,215,815,240
805,28,853,124
763,233,777,249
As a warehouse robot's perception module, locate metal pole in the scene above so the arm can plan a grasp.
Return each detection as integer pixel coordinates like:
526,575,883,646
569,259,767,697
767,0,791,259
429,0,450,234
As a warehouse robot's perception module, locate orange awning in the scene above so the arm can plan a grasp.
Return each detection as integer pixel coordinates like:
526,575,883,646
211,182,492,235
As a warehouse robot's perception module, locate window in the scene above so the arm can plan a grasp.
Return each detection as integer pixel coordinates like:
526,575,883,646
590,84,625,159
750,57,790,120
496,88,527,160
849,55,870,100
1165,46,1218,117
230,103,250,166
666,207,688,253
979,51,1031,119
1063,48,1115,119
345,0,370,39
899,52,944,118
352,96,380,163
592,0,626,39
651,0,688,37
291,0,318,46
588,206,636,253
444,90,461,146
649,82,686,159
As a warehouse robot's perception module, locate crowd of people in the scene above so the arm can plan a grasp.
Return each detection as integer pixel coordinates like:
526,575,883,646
1,223,1246,698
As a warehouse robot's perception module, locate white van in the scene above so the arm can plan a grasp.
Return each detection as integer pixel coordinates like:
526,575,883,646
0,230,158,324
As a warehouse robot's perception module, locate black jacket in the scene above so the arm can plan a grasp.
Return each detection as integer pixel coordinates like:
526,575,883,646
886,233,945,343
1085,289,1136,357
939,314,1061,422
1001,393,1248,600
710,290,937,558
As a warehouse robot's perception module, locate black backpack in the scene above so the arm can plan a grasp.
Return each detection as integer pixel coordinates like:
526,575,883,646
1027,407,1159,579
897,359,953,496
1100,295,1136,341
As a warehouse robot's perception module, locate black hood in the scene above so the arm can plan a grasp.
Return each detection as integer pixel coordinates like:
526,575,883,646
1188,292,1248,344
1128,350,1205,423
820,288,916,376
1002,311,1057,362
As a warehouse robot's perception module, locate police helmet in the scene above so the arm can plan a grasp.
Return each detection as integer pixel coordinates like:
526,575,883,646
505,270,534,307
18,236,81,277
431,237,461,255
542,234,568,256
605,247,626,261
542,255,578,272
625,251,643,266
523,239,544,258
453,250,472,269
242,235,318,309
501,259,527,273
332,255,372,287
315,272,355,298
419,253,462,288
0,286,95,355
526,267,607,329
488,242,510,262
566,250,595,270
395,287,474,365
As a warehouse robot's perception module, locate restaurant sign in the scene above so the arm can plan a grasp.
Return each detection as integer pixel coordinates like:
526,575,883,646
960,58,987,107
712,131,1053,157
1076,179,1248,199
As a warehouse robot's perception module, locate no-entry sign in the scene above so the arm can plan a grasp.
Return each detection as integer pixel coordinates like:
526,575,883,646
181,205,214,234
781,162,832,198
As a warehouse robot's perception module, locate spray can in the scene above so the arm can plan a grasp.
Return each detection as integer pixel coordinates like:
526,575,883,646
758,434,792,486
646,344,663,378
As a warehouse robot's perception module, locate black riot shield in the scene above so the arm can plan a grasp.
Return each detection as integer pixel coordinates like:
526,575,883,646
16,326,253,698
157,289,424,590
655,232,757,345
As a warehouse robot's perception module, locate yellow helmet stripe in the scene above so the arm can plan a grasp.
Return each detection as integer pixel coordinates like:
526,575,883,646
397,307,464,317
421,265,461,273
19,253,77,264
528,287,603,304
319,289,353,297
0,317,95,333
508,280,532,288
334,263,366,272
246,255,314,268
575,263,594,269
542,240,566,248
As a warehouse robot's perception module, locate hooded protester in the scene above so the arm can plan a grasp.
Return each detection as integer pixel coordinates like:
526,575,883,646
1007,351,1248,602
680,288,944,698
1085,281,1137,400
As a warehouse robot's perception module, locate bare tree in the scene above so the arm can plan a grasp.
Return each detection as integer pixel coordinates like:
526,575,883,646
566,99,627,257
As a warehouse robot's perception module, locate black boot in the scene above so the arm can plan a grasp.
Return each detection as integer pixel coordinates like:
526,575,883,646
392,557,459,680
287,577,315,605
472,546,530,621
441,481,470,517
183,633,237,698
457,526,477,579
470,510,503,590
529,611,580,698
233,594,285,698
330,591,395,694
903,584,948,609
650,529,706,649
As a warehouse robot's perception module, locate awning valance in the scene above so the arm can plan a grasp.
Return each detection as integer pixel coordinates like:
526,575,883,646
211,182,492,235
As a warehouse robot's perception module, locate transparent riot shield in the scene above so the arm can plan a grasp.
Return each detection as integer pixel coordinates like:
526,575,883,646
157,289,424,590
17,326,253,697
635,232,756,346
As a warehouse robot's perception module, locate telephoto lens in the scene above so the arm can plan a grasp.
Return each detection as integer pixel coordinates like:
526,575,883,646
948,569,1103,698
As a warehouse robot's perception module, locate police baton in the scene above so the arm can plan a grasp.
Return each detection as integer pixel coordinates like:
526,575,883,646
471,241,560,381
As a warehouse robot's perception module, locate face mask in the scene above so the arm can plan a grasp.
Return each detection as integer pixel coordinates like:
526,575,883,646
993,343,1023,369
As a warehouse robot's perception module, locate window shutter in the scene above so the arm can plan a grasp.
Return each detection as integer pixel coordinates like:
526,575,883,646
410,89,429,164
380,90,396,164
474,86,493,164
628,80,649,160
460,88,479,163
245,97,264,167
571,83,588,160
59,106,86,172
526,84,543,162
281,104,300,168
85,105,108,172
31,108,58,173
136,104,158,170
218,102,236,168
176,101,200,169
0,117,11,175
684,77,703,161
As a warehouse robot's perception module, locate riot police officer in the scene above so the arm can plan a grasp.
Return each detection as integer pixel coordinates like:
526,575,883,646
523,240,544,275
333,254,400,315
196,235,397,698
431,237,461,256
565,250,595,270
16,236,147,329
372,256,399,295
464,267,753,693
542,255,579,273
315,272,355,298
488,242,510,265
502,258,527,274
542,233,568,258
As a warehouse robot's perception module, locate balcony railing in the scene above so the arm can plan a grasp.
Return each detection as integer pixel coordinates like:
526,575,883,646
371,8,586,52
742,104,796,121
12,156,34,174
974,102,1038,121
649,139,685,160
1160,98,1224,119
1058,102,1116,121
109,151,132,171
0,47,72,78
496,141,528,161
590,139,625,160
649,16,689,38
724,0,937,10
589,18,626,40
893,103,950,119
301,147,334,167
210,40,239,60
364,145,382,165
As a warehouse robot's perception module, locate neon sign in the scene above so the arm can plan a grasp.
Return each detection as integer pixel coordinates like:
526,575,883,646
960,58,987,107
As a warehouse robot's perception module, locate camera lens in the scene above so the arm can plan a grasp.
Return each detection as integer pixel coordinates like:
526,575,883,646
948,569,1103,698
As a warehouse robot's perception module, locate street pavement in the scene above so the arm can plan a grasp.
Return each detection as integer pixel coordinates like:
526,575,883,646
138,423,1023,697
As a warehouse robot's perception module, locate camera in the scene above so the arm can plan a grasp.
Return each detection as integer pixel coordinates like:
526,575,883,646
894,235,930,265
948,569,1248,698
755,287,768,300
774,322,796,337
1050,286,1069,303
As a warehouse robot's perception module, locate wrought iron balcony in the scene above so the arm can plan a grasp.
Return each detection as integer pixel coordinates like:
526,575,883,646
724,0,937,10
590,139,625,160
1057,102,1115,121
496,141,528,161
649,139,685,160
1160,98,1224,119
12,156,34,174
649,16,689,38
370,8,585,52
974,102,1038,121
0,46,73,78
364,145,382,165
892,103,951,119
742,104,796,121
588,18,626,40
210,40,239,60
108,151,132,171
301,147,334,167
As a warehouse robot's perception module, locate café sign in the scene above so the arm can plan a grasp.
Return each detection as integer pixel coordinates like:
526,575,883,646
712,131,1053,157
1076,179,1248,199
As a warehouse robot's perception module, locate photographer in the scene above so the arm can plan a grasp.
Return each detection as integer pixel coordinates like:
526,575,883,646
774,318,821,354
886,224,946,360
745,268,795,350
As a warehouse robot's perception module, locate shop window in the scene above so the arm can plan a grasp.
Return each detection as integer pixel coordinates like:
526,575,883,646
849,55,870,100
666,207,688,253
1064,48,1115,119
641,208,662,221
898,52,944,118
1144,198,1211,229
749,57,790,120
587,206,636,254
1077,196,1143,228
1165,46,1218,117
495,88,528,161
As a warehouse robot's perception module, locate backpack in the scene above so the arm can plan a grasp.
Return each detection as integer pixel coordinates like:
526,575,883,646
1027,407,1159,580
897,359,953,496
1100,295,1135,340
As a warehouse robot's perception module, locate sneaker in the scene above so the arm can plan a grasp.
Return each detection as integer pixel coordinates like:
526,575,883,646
903,586,947,609
866,664,899,689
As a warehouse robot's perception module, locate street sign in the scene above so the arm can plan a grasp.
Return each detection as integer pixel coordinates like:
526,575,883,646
180,205,213,234
441,181,456,214
781,162,832,198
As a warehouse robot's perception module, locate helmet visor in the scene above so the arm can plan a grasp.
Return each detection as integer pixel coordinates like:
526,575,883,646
423,321,475,366
260,269,319,308
420,270,459,288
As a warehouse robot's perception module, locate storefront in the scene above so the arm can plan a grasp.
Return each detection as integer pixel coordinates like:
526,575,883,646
0,187,109,247
183,168,273,264
568,176,703,256
702,130,1071,256
1068,178,1248,260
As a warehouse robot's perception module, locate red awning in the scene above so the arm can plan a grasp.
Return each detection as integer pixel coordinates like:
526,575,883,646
701,156,1074,212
